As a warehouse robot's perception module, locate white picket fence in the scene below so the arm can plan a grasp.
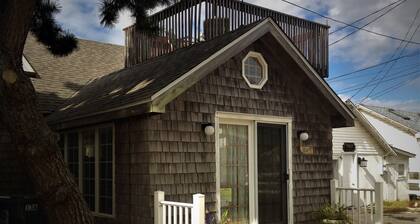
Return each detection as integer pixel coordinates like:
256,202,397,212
154,191,205,224
330,180,383,224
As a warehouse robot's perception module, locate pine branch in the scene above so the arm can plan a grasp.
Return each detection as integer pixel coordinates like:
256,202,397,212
30,0,77,56
100,0,174,32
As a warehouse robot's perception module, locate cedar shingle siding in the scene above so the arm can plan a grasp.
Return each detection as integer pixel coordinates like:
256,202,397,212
113,34,336,224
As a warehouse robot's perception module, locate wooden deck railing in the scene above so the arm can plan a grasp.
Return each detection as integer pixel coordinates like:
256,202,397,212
124,0,330,77
331,180,384,224
154,191,205,224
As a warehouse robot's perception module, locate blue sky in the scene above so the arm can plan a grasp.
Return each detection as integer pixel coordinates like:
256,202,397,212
55,0,420,111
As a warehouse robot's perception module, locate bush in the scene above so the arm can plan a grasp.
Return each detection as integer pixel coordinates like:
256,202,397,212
315,204,351,224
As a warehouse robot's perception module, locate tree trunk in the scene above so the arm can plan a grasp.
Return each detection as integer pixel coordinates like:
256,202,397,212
0,1,94,223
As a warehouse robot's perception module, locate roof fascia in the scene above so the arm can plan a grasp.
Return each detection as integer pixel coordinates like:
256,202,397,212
358,105,417,136
150,18,355,126
346,101,397,156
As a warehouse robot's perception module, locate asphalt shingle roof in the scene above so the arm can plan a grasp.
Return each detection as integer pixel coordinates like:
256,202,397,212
47,21,260,123
24,35,124,114
363,104,420,132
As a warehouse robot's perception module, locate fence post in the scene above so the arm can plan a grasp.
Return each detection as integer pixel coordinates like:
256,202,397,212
330,179,337,204
192,194,205,224
154,191,165,224
374,182,383,224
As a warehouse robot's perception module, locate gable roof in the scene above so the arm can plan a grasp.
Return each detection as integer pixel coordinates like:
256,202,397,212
345,101,397,156
48,18,354,129
391,146,416,158
359,104,420,135
24,35,124,114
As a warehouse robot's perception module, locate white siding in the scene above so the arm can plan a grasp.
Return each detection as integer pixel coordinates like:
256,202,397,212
332,120,410,201
361,111,420,196
333,121,384,155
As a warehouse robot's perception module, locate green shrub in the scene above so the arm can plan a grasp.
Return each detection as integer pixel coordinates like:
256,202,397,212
315,204,351,224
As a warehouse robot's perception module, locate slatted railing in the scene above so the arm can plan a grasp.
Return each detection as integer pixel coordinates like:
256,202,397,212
154,191,205,224
331,180,383,224
124,0,329,77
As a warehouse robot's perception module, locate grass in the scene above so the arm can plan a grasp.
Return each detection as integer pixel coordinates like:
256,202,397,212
383,200,420,213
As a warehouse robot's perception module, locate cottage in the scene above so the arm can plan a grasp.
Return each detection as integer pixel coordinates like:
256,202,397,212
1,1,356,224
356,104,420,199
333,101,415,201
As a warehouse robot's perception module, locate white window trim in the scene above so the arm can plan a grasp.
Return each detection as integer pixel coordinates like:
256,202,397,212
215,112,293,224
242,51,268,89
60,124,116,217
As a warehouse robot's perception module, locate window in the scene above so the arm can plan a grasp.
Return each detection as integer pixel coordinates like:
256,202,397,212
409,172,420,180
242,51,268,89
409,183,420,191
60,126,114,216
397,164,405,177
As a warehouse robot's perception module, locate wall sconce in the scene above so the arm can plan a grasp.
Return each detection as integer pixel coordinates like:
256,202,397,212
298,131,309,141
202,123,215,136
358,157,368,168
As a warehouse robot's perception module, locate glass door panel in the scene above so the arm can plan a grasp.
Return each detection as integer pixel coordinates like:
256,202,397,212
257,123,287,224
219,124,250,224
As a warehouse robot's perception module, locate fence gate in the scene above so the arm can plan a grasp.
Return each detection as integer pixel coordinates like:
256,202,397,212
331,180,383,224
154,191,205,224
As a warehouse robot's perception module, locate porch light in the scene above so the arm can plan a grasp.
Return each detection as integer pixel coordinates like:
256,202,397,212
358,157,368,168
299,131,309,141
202,124,215,136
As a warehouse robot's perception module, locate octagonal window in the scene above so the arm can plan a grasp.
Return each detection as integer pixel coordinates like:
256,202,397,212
242,51,268,89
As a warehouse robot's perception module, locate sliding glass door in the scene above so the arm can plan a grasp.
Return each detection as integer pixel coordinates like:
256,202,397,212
257,124,288,224
218,119,288,224
219,123,251,224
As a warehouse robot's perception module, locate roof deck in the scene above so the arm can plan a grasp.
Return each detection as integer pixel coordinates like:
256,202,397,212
124,0,329,77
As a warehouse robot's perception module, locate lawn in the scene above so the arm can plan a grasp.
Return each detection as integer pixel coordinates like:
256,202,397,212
384,201,420,213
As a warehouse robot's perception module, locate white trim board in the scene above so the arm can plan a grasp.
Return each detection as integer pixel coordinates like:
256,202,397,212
345,101,397,157
358,104,417,136
215,112,293,224
52,18,354,129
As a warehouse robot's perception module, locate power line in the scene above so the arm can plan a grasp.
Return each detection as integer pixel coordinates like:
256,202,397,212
360,7,420,103
278,0,420,45
337,69,420,94
330,61,420,83
366,73,420,100
327,52,420,81
330,0,403,34
330,0,406,46
350,7,420,101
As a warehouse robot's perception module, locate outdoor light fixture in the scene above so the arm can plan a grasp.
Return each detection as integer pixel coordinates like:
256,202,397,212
298,131,309,141
202,123,215,136
358,157,368,168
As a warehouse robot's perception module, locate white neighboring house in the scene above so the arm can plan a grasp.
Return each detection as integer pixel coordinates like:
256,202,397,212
357,104,420,198
333,101,415,201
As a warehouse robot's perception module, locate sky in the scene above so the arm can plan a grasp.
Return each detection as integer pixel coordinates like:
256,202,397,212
55,0,420,112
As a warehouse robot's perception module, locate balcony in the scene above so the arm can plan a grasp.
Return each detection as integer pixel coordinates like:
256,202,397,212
124,0,329,77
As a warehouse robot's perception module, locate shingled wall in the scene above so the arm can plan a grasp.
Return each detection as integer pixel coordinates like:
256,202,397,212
113,33,339,224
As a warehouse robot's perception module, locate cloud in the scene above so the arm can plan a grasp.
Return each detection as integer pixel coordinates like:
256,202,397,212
55,0,420,62
362,98,420,112
55,0,133,45
247,0,420,67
